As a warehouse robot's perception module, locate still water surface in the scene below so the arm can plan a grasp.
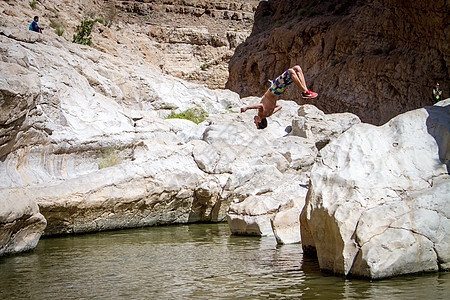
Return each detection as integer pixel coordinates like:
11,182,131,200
1,223,449,299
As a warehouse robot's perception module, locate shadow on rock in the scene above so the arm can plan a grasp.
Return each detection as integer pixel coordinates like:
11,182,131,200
425,101,450,173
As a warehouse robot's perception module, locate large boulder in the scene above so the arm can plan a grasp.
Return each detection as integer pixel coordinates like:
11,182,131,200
0,189,47,255
33,139,224,235
300,100,450,279
226,172,307,237
270,193,306,244
290,105,361,150
225,103,360,241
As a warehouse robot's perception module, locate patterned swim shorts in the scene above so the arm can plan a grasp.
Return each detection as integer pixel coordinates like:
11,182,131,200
269,69,293,96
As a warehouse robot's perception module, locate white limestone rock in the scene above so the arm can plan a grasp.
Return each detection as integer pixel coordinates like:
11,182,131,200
224,101,360,239
270,190,307,244
227,170,309,238
0,189,47,255
227,195,280,236
272,136,318,171
290,104,361,149
300,100,450,279
0,61,41,158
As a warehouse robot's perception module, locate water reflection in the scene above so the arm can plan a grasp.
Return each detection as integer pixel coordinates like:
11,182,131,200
0,223,448,299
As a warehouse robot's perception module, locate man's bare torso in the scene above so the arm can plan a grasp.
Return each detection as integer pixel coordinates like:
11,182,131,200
258,90,278,118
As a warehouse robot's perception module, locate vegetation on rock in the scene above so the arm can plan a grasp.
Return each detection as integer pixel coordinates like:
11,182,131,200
166,106,208,124
73,17,102,46
97,148,123,169
29,1,37,10
50,19,64,36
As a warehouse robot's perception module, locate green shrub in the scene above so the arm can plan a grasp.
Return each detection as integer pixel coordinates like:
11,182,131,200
29,1,37,9
165,106,208,124
94,18,105,25
331,59,340,66
50,20,65,37
104,3,119,28
97,148,123,169
72,18,96,46
55,26,64,36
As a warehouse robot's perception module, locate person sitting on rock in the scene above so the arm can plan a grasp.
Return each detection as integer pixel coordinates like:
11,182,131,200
240,65,318,129
433,83,442,102
29,16,43,33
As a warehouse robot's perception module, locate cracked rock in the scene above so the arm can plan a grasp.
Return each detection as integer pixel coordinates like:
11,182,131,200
300,100,450,279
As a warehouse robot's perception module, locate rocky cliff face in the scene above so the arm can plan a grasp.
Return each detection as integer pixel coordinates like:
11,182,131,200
0,0,258,89
110,0,259,88
227,0,450,124
0,22,311,239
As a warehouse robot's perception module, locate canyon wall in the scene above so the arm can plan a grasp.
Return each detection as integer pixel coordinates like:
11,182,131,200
227,0,450,124
105,0,260,88
1,0,259,89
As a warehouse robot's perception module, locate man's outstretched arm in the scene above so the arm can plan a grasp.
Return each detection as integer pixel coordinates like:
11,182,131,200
241,103,263,113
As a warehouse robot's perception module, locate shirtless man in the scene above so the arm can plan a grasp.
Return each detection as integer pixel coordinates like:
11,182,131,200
241,65,318,129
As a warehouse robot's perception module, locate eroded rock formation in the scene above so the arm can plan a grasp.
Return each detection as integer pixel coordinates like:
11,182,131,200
0,23,313,244
227,104,361,243
0,0,259,89
300,99,450,278
227,0,449,125
0,189,47,256
111,0,260,88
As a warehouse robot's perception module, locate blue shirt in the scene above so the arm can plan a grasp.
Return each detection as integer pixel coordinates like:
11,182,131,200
29,20,40,32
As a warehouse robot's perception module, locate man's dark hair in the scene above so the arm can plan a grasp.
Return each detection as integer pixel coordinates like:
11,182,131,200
34,16,39,21
257,118,267,129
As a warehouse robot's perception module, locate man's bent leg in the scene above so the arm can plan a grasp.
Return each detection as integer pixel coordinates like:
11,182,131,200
289,66,308,92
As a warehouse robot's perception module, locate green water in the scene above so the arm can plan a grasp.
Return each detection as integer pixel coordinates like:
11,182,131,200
0,223,448,299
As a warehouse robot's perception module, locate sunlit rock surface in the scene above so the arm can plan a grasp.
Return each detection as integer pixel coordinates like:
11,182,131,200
0,23,316,243
300,100,450,279
0,189,47,255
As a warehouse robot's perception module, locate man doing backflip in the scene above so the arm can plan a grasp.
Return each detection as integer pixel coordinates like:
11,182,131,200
241,65,318,129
